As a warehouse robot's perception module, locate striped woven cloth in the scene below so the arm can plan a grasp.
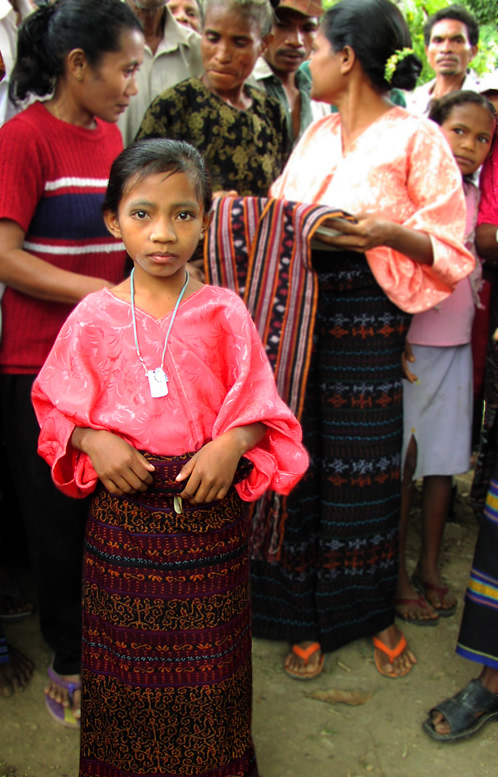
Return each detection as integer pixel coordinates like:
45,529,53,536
457,476,498,669
204,196,355,419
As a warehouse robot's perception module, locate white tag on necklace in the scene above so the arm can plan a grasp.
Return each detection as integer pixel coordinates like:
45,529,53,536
147,368,169,398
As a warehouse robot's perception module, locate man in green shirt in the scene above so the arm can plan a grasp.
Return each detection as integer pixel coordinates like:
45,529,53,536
251,0,327,147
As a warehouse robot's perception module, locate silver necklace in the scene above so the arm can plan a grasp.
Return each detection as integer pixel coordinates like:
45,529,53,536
130,268,189,398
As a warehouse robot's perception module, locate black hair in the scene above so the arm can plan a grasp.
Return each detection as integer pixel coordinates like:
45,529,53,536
321,0,422,93
423,5,479,48
103,139,212,216
203,0,274,37
9,0,143,105
428,90,497,127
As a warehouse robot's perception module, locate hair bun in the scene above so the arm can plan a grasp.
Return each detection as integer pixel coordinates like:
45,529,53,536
390,52,422,90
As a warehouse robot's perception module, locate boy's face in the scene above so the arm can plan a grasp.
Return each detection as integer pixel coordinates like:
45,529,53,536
264,8,319,76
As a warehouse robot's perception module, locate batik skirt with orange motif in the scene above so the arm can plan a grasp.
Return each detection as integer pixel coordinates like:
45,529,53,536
79,454,258,777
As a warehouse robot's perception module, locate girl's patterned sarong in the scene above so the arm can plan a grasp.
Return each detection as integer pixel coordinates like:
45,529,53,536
79,454,258,777
250,252,411,651
457,474,498,670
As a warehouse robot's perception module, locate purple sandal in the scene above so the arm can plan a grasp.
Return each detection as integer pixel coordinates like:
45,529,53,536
45,665,81,728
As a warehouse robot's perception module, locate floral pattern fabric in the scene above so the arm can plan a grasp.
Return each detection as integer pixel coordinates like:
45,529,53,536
32,285,308,502
136,77,289,196
270,106,475,314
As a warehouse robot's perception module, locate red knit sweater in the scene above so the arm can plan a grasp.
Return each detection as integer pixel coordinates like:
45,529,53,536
0,101,126,373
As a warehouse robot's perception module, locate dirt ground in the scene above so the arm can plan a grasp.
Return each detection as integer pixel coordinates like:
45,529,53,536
1,471,496,777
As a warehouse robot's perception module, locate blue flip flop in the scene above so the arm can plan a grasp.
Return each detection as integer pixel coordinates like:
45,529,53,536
45,665,81,728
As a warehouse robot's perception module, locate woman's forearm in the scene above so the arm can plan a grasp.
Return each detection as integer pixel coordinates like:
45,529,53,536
476,224,498,262
0,247,111,303
385,223,434,266
314,216,434,265
0,221,112,303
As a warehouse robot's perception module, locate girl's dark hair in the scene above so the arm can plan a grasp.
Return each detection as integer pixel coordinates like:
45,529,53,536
321,0,422,93
203,0,274,37
428,90,497,127
9,0,143,105
103,139,212,215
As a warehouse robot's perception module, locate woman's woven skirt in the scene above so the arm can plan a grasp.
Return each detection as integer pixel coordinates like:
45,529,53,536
251,252,411,652
79,454,258,777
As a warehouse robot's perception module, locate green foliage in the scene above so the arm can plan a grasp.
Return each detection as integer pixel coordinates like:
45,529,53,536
399,0,497,82
465,0,498,26
321,0,498,84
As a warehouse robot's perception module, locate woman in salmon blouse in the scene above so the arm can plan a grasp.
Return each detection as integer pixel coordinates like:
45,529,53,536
250,0,475,680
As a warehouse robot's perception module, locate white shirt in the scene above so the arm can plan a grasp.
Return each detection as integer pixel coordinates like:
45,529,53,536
0,0,32,126
0,0,32,331
406,71,480,115
117,5,202,146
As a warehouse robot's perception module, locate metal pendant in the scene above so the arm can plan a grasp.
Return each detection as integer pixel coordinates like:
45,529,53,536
147,367,169,398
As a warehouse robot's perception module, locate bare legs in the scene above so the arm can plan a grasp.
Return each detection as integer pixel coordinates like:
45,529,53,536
415,475,457,609
396,435,455,622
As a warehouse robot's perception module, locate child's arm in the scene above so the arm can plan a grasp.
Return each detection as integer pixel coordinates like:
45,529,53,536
401,339,418,384
71,428,155,496
175,423,267,504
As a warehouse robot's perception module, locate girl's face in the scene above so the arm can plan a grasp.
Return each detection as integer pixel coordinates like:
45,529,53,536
105,171,209,283
440,103,495,176
75,29,144,124
201,4,266,96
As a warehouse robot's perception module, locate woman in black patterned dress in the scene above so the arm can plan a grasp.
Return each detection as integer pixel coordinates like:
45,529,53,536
136,0,289,196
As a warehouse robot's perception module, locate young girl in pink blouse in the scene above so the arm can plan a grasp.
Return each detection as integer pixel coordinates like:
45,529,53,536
32,138,308,777
397,91,497,625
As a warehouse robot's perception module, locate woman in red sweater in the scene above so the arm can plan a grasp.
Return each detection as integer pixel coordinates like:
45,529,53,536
0,0,143,721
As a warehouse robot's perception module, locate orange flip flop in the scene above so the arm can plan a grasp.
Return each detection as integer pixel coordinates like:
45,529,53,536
372,633,412,679
284,642,324,680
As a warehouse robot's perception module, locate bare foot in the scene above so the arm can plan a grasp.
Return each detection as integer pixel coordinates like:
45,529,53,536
430,668,498,736
0,569,35,621
45,672,81,720
395,578,439,623
284,641,324,679
0,643,34,696
373,624,417,678
431,709,451,735
413,565,457,613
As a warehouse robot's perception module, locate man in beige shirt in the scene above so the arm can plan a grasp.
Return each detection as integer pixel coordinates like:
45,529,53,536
0,0,33,125
120,0,202,146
